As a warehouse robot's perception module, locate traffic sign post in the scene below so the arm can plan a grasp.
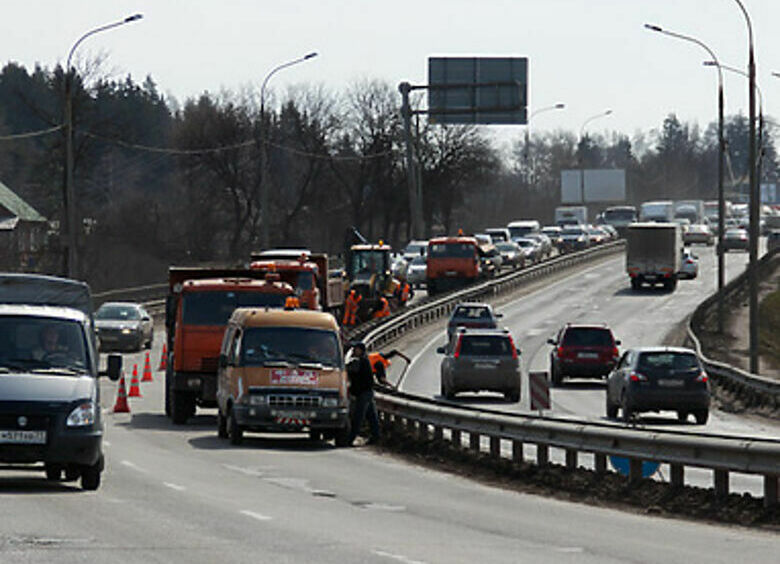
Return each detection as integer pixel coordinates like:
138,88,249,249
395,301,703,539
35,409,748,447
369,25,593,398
529,371,550,412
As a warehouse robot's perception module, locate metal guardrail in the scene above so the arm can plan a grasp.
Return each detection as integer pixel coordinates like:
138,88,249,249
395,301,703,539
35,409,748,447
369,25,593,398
93,283,168,308
686,249,780,408
353,241,779,507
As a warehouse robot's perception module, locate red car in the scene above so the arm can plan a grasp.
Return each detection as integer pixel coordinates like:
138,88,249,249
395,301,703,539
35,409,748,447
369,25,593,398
548,324,621,386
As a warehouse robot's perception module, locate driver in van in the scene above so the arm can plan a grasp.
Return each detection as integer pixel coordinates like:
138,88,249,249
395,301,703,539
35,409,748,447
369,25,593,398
32,326,67,361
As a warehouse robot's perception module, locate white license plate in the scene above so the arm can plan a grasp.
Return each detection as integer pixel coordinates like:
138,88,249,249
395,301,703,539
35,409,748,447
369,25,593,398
0,430,46,444
474,362,498,369
657,379,684,388
271,410,315,419
578,352,599,359
445,271,458,276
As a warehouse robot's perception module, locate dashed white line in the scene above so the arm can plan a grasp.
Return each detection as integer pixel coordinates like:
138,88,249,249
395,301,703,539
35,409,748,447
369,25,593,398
372,550,427,564
163,482,186,492
103,440,111,447
222,464,266,477
120,460,148,473
240,510,273,522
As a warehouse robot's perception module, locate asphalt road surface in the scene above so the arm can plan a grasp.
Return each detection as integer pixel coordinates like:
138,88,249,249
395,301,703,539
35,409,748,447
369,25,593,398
0,246,778,563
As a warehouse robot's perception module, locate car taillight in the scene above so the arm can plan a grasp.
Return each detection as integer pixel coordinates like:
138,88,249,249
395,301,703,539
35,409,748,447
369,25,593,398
696,371,708,383
611,346,619,359
508,335,519,360
629,371,647,382
557,346,564,358
453,335,463,359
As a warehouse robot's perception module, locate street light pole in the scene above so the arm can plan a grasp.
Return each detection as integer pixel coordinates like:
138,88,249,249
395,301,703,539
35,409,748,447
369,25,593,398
524,103,565,183
578,109,612,203
644,24,727,333
732,0,759,373
64,13,142,278
259,52,318,249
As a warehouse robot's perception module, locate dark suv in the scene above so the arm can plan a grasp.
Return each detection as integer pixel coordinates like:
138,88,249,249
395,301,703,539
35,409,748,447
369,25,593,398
437,328,521,402
548,324,620,386
446,303,502,342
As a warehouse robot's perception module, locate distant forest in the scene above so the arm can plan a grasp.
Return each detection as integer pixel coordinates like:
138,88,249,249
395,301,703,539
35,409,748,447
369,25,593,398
0,61,776,289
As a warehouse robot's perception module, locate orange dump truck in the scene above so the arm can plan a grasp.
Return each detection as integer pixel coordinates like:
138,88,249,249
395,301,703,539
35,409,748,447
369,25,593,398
425,236,480,295
249,249,344,317
165,267,295,424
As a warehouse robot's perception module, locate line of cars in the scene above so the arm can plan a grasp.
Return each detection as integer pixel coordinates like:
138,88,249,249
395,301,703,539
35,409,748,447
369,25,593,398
436,302,710,425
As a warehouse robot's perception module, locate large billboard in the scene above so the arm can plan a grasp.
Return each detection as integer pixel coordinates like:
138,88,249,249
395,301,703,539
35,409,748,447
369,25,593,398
428,57,527,125
561,169,626,203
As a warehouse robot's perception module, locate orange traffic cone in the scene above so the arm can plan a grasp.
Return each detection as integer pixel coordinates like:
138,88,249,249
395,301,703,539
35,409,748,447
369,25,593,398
142,352,153,382
129,364,142,398
112,374,131,413
158,343,167,371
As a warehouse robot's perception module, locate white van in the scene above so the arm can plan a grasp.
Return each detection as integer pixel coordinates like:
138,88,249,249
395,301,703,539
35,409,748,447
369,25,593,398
507,220,541,240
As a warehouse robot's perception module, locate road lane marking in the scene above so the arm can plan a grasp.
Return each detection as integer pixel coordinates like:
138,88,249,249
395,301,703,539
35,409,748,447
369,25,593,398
407,330,446,374
240,510,272,521
222,464,266,477
372,550,427,564
120,460,148,474
163,482,186,492
103,440,111,447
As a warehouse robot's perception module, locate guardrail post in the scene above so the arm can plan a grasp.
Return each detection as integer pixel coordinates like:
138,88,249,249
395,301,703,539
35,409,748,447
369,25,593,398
714,469,729,499
670,464,684,490
406,417,416,436
433,425,443,443
594,453,607,474
565,449,577,470
418,421,428,441
512,440,523,463
470,432,480,453
490,436,501,459
764,475,778,508
629,459,643,483
537,444,549,467
451,429,461,450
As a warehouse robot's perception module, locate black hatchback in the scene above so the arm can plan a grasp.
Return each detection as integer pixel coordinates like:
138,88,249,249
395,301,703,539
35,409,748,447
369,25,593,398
606,347,710,424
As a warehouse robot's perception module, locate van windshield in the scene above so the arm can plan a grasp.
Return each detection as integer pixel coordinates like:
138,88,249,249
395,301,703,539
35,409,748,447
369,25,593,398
0,316,89,374
183,291,289,325
241,327,342,368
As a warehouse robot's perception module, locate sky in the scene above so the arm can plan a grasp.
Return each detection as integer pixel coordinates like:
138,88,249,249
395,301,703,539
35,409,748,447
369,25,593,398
2,0,779,148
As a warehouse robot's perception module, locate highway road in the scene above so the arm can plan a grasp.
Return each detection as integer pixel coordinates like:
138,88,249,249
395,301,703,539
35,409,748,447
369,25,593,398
393,244,779,495
0,246,778,563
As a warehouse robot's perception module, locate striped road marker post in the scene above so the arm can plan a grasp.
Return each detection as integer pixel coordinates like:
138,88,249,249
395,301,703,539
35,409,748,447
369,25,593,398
529,371,550,413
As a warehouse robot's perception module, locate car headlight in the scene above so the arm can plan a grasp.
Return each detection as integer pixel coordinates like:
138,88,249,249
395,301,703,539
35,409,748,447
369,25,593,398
66,401,96,427
322,397,339,408
121,328,133,335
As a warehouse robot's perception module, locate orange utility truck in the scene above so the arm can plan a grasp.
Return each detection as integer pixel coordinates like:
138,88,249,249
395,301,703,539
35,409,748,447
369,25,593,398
165,267,295,424
425,236,480,295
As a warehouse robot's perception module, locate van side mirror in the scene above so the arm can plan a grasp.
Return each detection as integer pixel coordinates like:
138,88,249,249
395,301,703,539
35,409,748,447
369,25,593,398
615,340,622,346
495,313,503,319
436,346,446,354
219,353,229,368
106,354,122,381
547,338,556,346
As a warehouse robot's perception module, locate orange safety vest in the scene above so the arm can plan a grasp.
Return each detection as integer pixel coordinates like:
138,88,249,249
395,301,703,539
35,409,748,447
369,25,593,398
343,291,362,325
373,297,391,319
368,352,391,372
285,296,300,309
400,282,410,303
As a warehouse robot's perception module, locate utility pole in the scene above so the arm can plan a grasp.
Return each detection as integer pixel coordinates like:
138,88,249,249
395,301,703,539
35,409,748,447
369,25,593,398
399,82,423,239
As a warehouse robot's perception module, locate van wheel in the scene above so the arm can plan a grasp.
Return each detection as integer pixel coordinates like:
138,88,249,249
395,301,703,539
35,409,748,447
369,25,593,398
606,397,618,419
229,409,243,445
694,410,709,425
334,422,351,447
45,464,62,481
551,365,563,387
677,411,688,423
64,466,81,481
505,389,520,403
217,409,228,438
630,278,641,291
309,430,322,442
80,461,101,491
164,370,172,417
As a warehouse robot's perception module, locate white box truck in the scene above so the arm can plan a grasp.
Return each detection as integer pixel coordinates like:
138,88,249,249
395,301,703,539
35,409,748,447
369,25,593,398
554,206,587,226
626,223,682,291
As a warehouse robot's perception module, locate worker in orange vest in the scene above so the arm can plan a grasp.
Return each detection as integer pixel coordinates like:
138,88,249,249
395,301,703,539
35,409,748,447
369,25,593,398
372,296,391,319
343,290,362,326
399,281,411,306
284,296,300,309
367,349,409,386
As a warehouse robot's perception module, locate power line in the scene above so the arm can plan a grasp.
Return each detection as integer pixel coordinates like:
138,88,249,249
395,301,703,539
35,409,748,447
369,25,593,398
0,124,63,141
79,128,396,161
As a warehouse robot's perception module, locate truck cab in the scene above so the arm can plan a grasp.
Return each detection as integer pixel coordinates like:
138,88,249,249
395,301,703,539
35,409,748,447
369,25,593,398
216,308,350,446
0,274,121,490
426,236,480,295
165,269,295,424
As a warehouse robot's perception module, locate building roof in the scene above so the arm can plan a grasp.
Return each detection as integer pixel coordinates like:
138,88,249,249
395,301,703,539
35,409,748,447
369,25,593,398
0,180,46,223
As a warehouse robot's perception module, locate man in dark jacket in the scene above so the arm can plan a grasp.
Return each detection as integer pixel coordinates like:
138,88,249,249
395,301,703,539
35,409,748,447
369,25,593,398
347,342,380,445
